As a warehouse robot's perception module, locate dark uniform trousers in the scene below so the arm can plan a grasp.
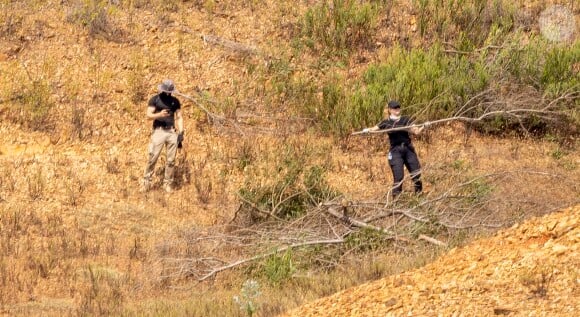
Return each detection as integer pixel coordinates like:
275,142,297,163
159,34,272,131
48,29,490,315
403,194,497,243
388,143,422,196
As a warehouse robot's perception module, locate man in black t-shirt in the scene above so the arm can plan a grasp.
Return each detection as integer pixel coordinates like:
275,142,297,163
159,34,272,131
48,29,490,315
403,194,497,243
142,79,184,193
362,100,429,197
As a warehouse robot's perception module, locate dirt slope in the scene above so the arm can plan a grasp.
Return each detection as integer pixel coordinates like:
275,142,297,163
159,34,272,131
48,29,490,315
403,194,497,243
285,204,580,316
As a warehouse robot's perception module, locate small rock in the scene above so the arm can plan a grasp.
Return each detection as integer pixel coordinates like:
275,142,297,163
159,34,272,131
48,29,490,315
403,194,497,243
494,307,515,315
551,244,568,255
384,298,397,307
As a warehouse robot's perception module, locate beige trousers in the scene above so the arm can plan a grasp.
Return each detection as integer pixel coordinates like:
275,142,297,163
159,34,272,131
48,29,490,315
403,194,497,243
143,128,178,185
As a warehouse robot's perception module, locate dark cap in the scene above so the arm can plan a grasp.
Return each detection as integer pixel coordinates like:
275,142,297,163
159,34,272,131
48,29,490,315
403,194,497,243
387,100,401,109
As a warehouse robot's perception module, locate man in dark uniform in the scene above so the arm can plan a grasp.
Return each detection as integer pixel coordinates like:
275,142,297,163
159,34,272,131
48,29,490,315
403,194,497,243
142,79,184,193
362,100,429,197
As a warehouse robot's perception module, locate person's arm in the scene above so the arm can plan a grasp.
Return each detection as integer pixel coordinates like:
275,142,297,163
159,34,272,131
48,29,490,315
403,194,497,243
363,125,381,133
146,106,170,120
175,109,184,133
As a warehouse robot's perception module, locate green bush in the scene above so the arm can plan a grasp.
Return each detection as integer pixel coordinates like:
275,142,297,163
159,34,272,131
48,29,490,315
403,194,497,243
261,250,296,285
18,79,55,131
300,0,381,56
540,42,579,97
413,0,517,46
238,144,340,220
492,35,579,133
66,0,124,41
345,227,392,252
303,44,490,136
304,165,340,205
300,34,577,138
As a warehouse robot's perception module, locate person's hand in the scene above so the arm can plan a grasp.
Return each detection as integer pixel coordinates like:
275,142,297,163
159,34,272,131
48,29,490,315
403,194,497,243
362,128,370,134
158,109,171,118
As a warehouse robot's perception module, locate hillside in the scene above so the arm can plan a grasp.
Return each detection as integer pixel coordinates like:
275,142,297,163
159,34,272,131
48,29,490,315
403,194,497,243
0,0,578,316
286,204,580,316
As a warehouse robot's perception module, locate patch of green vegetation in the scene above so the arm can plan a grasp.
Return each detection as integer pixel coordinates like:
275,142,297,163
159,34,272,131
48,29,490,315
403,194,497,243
261,250,296,285
550,148,565,160
66,0,114,36
465,179,493,203
238,143,340,220
19,79,54,131
413,0,517,45
299,0,381,57
345,227,392,252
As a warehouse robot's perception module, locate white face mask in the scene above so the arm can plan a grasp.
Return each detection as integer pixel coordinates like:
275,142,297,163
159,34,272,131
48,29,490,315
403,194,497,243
390,114,401,120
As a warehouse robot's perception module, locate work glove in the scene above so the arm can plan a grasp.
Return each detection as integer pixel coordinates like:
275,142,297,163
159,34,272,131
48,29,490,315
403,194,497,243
423,121,431,128
177,131,184,148
362,128,370,134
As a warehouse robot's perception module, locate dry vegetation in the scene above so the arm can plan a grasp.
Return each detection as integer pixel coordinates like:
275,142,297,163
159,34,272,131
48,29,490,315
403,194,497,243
0,0,578,316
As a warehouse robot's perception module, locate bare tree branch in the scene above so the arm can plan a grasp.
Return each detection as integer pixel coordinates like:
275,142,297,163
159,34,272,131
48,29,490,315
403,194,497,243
196,238,346,281
418,234,448,247
351,85,578,136
151,168,577,284
326,206,396,236
174,91,226,123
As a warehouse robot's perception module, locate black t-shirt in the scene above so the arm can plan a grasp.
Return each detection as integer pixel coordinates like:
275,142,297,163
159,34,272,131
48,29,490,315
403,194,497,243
378,116,413,148
148,93,181,129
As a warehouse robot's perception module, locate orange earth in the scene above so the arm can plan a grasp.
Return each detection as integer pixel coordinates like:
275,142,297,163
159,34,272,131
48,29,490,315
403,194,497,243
285,204,580,316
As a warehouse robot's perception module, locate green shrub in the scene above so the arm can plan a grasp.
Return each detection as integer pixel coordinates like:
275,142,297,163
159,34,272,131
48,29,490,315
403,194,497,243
413,0,517,46
17,79,55,131
238,144,340,220
233,279,262,317
494,35,579,95
345,227,392,252
261,250,296,285
303,44,490,136
362,44,489,119
540,42,580,97
301,34,577,138
66,0,125,41
304,165,340,204
300,0,381,56
238,157,305,220
492,35,579,134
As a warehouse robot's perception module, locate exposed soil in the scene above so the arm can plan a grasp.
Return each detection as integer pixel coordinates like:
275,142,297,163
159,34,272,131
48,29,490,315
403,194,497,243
285,204,580,316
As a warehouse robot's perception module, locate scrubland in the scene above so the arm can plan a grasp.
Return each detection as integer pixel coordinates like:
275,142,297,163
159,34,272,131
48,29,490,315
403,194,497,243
0,0,578,316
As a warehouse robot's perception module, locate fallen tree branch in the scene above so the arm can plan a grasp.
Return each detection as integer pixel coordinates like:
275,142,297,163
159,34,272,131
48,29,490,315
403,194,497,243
236,192,285,221
351,108,561,136
174,91,225,123
418,234,448,247
326,205,455,247
350,82,579,137
324,206,415,243
197,238,345,281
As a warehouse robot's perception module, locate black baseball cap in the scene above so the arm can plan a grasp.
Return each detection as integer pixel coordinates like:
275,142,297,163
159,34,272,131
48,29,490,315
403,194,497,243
387,100,401,109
